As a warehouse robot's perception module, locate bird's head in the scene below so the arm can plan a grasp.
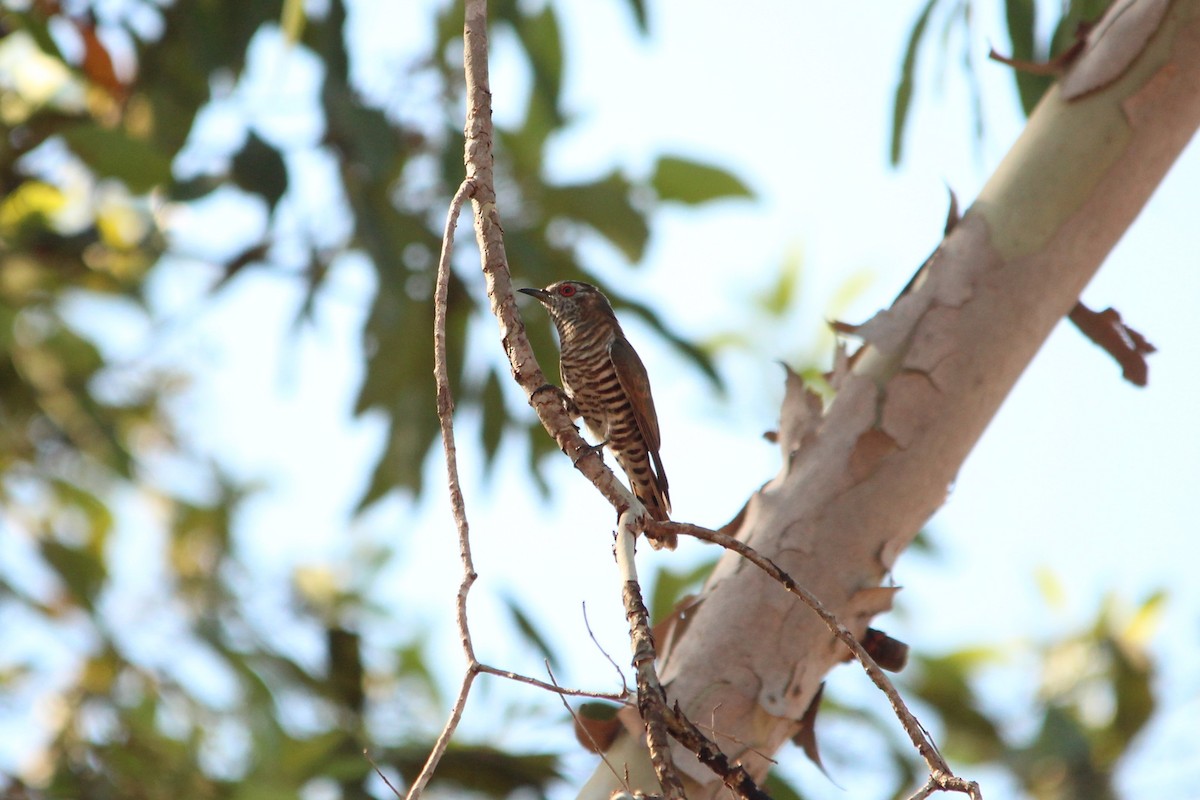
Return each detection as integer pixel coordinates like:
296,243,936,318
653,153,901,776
519,280,614,326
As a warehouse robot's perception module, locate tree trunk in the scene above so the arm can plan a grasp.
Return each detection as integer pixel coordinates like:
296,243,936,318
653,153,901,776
581,1,1200,796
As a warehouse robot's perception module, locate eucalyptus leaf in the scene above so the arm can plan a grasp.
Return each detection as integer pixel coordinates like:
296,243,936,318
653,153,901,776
651,155,754,204
61,124,173,194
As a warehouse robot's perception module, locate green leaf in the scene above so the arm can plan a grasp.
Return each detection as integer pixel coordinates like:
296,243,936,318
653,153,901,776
577,701,621,721
502,593,561,669
619,294,721,389
231,132,289,210
762,771,806,800
515,4,564,128
622,0,649,34
1004,0,1050,115
397,639,442,706
544,172,649,262
891,0,940,165
649,558,716,623
1124,589,1166,645
480,368,506,468
390,744,562,796
354,269,461,506
275,730,345,781
1108,634,1154,753
1028,704,1091,763
650,155,753,204
1004,0,1037,62
1051,0,1112,55
908,651,1006,762
526,422,555,498
39,540,107,611
326,626,365,712
358,389,434,506
13,11,66,62
755,250,803,318
61,123,173,194
50,479,114,543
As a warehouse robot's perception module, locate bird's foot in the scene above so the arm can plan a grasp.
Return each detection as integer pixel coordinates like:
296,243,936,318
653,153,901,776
571,439,608,466
531,383,565,403
531,383,580,418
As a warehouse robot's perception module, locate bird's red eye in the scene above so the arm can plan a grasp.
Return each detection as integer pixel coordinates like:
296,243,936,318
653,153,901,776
558,284,576,297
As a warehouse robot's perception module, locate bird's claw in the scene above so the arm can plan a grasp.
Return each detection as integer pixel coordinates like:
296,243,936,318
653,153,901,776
571,439,607,466
531,383,580,417
531,383,565,402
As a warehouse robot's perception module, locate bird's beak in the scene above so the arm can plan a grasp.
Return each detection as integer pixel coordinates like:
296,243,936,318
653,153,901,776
518,287,550,303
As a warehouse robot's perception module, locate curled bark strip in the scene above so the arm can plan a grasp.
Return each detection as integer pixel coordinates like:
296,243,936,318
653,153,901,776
1068,301,1155,386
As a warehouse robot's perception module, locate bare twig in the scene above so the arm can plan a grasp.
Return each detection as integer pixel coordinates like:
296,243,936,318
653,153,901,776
583,602,632,694
547,663,632,792
419,170,629,800
477,663,630,702
365,749,404,798
689,713,778,768
647,520,982,799
616,513,686,799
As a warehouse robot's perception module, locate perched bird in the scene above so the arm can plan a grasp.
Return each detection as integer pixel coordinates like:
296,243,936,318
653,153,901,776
520,280,675,549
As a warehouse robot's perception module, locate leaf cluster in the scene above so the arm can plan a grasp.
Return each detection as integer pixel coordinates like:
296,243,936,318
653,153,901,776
891,0,1113,164
0,0,751,795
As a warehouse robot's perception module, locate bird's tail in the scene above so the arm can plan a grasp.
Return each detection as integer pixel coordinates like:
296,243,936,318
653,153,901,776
637,466,675,550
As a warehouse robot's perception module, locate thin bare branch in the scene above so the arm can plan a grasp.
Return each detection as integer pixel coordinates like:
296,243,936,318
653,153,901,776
404,178,480,800
583,601,632,694
365,749,404,798
477,662,631,702
405,4,664,797
419,171,630,797
547,663,633,792
648,520,982,798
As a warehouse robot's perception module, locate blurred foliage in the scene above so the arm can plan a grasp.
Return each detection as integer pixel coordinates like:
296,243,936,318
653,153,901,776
1,0,739,796
0,1,1166,799
755,586,1163,800
890,0,1113,164
908,588,1161,800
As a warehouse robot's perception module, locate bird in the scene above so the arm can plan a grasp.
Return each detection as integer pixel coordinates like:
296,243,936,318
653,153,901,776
519,280,676,549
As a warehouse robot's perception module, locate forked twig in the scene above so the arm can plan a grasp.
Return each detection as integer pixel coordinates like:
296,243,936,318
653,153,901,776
414,177,639,797
646,520,982,800
458,1,693,793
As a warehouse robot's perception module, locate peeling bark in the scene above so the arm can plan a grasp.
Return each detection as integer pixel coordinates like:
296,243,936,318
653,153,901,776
579,1,1200,796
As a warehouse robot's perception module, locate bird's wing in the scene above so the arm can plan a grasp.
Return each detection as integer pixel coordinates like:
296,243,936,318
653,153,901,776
609,336,661,453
